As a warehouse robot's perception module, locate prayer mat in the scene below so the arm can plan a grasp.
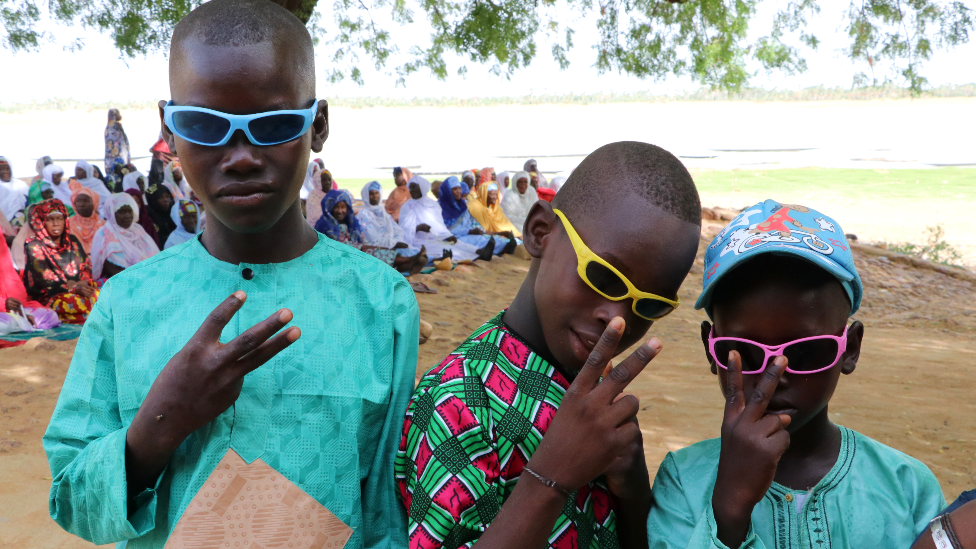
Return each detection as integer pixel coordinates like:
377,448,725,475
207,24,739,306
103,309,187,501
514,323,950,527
0,324,84,342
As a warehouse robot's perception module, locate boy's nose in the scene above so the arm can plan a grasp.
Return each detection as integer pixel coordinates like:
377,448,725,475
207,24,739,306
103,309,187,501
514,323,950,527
220,130,264,174
594,299,636,335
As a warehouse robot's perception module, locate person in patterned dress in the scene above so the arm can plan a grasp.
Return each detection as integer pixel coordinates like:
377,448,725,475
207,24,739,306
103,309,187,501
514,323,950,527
21,199,100,323
395,141,704,549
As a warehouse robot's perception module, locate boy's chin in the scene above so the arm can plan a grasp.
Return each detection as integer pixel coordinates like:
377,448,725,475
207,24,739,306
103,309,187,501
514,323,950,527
207,206,292,234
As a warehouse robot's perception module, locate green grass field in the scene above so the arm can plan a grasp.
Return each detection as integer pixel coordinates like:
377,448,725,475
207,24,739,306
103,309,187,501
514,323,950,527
691,167,976,202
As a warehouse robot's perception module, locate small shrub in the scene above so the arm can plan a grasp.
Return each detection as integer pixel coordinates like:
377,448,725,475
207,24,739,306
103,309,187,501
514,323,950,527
880,225,965,268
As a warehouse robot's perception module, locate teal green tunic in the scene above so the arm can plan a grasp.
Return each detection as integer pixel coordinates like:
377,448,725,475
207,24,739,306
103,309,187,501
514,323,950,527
647,426,945,549
43,233,418,549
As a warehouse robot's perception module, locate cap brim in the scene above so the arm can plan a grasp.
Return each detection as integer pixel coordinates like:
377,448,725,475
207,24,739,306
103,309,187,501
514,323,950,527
695,245,856,318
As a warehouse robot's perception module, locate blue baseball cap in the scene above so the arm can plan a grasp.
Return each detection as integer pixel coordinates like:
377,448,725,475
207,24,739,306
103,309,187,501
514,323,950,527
696,199,862,318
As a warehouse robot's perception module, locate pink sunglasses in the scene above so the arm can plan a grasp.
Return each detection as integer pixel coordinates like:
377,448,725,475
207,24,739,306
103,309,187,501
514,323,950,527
708,328,849,375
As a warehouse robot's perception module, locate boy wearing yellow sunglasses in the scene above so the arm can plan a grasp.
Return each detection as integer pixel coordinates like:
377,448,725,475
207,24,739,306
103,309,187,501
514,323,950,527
395,141,702,549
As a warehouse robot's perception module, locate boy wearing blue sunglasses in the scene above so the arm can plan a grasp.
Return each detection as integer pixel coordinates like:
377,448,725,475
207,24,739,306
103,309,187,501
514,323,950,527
395,142,703,549
647,200,944,548
43,1,417,548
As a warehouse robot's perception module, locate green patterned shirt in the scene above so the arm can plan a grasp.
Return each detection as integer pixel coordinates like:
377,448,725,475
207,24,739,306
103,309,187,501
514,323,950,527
647,426,945,548
43,233,418,549
395,313,619,549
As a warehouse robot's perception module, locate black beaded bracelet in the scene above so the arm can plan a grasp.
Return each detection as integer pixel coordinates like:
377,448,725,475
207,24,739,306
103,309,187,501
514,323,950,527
522,467,572,498
944,514,964,549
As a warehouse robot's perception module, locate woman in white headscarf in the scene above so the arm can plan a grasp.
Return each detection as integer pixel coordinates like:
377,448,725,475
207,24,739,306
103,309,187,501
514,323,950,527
304,164,339,227
397,176,489,262
31,156,52,184
164,199,200,249
0,157,28,226
501,171,538,233
161,161,186,200
40,165,75,213
121,171,148,204
90,193,160,279
71,160,113,212
300,161,321,201
496,171,511,196
357,181,414,251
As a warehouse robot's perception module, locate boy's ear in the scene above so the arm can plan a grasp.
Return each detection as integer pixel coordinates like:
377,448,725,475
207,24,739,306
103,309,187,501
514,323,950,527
521,200,557,259
840,320,864,375
310,100,329,153
701,321,717,375
158,100,177,155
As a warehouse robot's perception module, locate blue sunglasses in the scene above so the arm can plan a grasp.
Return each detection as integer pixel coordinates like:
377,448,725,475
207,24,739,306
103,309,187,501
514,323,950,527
163,100,318,146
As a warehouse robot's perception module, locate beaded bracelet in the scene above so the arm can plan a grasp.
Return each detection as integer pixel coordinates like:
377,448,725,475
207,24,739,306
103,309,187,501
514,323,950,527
944,514,963,549
522,467,572,498
931,514,964,549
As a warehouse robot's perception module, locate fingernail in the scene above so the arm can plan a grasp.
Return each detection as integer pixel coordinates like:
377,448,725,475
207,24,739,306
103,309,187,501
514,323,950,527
773,356,787,367
287,328,301,342
648,338,662,351
233,291,246,302
279,309,293,323
609,317,624,331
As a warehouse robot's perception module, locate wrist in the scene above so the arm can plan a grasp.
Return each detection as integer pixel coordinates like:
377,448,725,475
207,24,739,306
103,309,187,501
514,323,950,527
712,495,754,536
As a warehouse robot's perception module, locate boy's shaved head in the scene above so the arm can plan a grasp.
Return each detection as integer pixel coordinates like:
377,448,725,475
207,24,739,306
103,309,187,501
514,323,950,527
553,141,701,226
170,0,315,96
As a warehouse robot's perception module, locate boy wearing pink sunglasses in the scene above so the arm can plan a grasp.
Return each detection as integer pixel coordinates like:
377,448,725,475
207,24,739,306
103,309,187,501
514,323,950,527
647,200,945,549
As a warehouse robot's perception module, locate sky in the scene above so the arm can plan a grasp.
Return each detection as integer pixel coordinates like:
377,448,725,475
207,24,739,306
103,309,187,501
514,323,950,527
2,1,976,104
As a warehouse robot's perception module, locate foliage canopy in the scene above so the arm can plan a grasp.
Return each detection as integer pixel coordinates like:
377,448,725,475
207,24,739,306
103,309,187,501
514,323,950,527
1,0,972,95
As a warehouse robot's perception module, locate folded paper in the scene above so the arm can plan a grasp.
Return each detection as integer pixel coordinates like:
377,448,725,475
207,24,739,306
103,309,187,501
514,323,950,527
164,449,353,549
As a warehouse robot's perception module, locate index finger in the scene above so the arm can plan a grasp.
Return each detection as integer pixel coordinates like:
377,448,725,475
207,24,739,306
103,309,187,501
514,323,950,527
193,292,247,344
723,350,746,419
591,337,662,402
744,355,787,420
571,317,625,393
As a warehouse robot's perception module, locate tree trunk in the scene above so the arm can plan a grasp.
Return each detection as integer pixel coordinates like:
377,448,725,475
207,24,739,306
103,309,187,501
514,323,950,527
269,0,319,24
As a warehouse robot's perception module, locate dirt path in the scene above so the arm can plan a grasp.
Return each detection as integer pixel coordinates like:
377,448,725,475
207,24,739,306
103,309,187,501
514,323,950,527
2,222,975,547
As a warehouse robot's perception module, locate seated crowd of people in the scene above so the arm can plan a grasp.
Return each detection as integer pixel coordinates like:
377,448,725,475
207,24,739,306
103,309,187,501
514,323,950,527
0,147,557,335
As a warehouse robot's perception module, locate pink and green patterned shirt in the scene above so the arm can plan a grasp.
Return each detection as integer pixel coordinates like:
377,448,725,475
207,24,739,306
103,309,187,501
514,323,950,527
395,312,620,549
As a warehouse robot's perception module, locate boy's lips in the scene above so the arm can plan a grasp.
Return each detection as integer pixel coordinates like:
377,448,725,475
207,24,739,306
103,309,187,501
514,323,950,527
215,182,275,206
569,328,600,362
764,398,796,415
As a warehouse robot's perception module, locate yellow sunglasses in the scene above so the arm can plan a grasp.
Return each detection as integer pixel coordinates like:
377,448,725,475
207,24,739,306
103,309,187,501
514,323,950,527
553,208,680,321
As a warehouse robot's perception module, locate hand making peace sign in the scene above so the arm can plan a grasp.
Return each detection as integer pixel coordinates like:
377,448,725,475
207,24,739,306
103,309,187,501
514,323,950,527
713,351,792,549
124,292,300,499
527,317,662,494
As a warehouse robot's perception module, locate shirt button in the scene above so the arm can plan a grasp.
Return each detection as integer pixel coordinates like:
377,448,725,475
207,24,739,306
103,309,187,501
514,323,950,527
784,494,794,502
242,268,254,280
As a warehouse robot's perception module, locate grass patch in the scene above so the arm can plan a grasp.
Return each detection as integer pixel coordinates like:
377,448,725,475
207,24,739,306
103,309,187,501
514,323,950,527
692,167,976,202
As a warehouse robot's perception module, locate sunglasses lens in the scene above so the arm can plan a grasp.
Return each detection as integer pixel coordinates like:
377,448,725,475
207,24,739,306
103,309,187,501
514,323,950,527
713,340,766,373
634,298,674,320
584,261,628,298
783,338,840,372
171,110,231,145
247,113,307,144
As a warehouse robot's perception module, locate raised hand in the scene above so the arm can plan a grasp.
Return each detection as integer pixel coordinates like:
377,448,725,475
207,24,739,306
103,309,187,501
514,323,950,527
713,352,791,549
527,317,661,494
125,291,300,498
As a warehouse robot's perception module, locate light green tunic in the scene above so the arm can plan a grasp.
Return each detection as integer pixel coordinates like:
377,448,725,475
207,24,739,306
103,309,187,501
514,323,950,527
43,234,418,549
647,426,945,549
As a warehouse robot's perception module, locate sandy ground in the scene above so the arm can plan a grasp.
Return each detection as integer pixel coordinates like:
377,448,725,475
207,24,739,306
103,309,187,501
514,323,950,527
1,213,974,547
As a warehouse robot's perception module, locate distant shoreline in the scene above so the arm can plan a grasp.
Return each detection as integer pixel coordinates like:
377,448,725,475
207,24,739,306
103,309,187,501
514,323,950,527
2,84,975,113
